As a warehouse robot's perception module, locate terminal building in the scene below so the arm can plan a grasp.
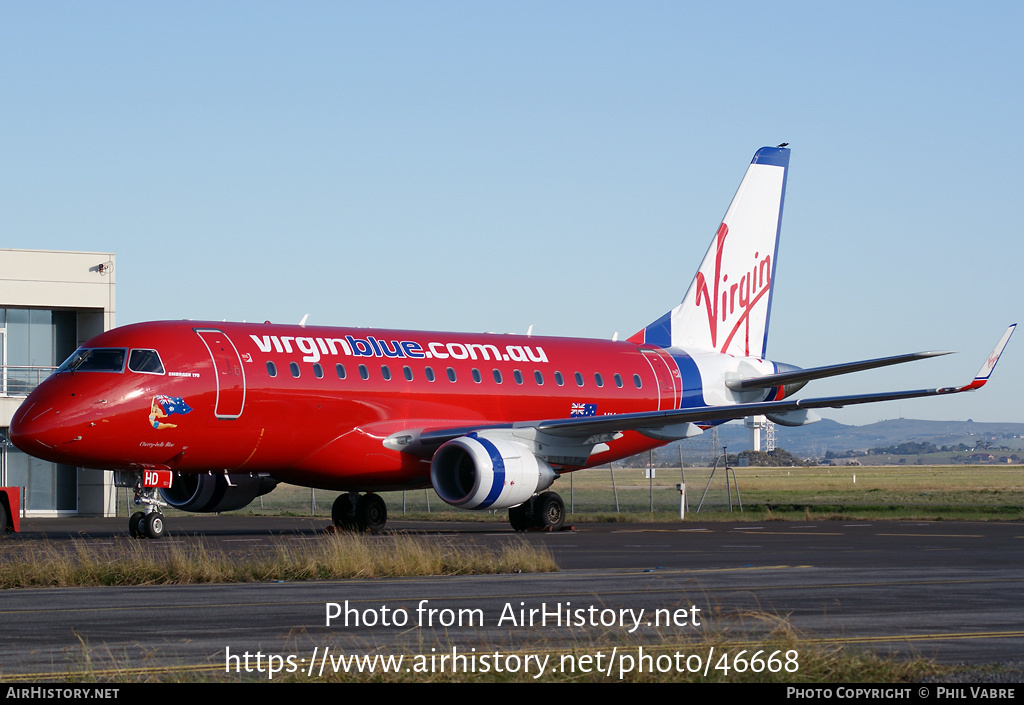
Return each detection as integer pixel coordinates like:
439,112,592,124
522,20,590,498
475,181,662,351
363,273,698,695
0,249,117,516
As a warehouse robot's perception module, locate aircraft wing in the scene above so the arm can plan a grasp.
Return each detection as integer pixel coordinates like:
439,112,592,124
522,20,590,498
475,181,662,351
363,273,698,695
403,325,1015,452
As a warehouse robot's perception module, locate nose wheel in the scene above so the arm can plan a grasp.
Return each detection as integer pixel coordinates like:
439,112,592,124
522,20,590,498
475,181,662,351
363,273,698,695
126,474,169,539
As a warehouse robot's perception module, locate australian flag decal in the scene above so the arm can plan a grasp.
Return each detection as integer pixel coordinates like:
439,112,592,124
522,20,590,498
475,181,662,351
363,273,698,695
570,402,597,417
149,395,194,430
155,395,193,416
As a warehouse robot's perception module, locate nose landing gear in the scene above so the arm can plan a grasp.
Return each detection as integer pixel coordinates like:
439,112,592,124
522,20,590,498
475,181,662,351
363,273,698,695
117,471,169,539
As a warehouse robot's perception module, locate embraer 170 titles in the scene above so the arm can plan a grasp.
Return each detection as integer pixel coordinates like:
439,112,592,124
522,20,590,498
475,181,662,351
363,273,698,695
10,146,1015,538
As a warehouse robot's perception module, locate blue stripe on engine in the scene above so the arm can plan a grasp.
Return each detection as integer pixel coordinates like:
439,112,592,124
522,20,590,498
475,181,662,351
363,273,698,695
471,435,506,509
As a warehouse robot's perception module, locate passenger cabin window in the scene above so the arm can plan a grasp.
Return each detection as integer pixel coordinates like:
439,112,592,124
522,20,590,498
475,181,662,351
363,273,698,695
403,366,413,381
594,373,604,388
492,369,503,384
513,370,523,385
554,371,564,386
289,362,300,378
359,364,369,380
446,367,457,382
425,366,435,382
381,365,392,381
313,363,324,379
614,373,623,388
534,370,544,385
575,372,584,387
266,361,277,377
336,363,346,379
57,348,127,374
633,374,643,389
128,349,165,374
472,368,482,383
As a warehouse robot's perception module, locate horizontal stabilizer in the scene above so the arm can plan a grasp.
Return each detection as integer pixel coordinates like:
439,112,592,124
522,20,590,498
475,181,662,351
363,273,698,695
725,350,953,391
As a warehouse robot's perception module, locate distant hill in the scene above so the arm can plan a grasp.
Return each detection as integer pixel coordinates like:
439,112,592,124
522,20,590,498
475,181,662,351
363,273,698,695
669,418,1024,461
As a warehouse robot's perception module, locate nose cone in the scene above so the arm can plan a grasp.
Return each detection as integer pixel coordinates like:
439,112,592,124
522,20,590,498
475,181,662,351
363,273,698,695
10,395,71,463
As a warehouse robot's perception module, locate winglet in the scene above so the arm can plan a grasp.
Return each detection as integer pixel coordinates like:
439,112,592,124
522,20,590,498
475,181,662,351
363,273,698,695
960,324,1015,391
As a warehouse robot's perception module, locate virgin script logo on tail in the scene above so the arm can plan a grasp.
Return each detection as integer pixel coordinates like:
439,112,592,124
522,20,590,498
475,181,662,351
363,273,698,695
693,223,773,355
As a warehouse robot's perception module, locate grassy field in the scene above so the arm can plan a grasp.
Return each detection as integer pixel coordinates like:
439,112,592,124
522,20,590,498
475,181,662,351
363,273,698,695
112,464,1024,522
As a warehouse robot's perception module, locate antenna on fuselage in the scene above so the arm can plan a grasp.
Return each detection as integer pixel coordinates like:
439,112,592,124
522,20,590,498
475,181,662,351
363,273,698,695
527,325,533,337
299,314,309,327
612,332,618,341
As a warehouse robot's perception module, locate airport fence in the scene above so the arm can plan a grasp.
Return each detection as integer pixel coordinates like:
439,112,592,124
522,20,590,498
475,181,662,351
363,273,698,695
192,462,744,519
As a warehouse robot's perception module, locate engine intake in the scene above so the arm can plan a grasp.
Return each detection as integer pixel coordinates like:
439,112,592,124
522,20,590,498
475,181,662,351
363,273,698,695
160,473,278,513
430,435,555,510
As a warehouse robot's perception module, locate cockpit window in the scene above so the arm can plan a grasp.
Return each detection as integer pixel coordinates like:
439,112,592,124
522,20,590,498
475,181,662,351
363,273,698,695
128,349,165,374
57,348,127,373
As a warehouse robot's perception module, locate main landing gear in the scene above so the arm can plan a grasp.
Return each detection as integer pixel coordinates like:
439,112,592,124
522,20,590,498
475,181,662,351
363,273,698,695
509,491,565,532
332,492,387,533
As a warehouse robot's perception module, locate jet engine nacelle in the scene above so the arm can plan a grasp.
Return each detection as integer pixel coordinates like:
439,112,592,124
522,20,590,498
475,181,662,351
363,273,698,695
430,435,556,510
160,473,279,513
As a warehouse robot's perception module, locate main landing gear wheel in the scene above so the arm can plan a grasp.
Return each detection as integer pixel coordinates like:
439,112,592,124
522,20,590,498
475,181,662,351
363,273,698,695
356,494,387,534
508,491,565,531
332,493,388,532
332,493,359,531
508,503,532,532
533,491,565,531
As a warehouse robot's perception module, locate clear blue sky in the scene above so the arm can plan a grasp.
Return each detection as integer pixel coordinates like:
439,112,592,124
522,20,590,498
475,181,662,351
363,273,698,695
3,2,1020,425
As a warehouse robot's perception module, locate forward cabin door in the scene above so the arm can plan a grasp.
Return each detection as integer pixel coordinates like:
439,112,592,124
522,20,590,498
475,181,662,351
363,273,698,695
195,329,246,419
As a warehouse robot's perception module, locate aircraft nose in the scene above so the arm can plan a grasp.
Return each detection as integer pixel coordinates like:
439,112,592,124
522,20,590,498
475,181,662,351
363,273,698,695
9,398,84,463
10,402,58,454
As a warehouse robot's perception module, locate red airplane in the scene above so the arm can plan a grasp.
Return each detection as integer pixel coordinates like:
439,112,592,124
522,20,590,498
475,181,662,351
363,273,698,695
10,146,1015,538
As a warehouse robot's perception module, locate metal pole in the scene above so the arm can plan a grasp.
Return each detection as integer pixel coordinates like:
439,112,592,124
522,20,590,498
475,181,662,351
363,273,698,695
610,463,619,513
724,446,733,512
649,450,654,512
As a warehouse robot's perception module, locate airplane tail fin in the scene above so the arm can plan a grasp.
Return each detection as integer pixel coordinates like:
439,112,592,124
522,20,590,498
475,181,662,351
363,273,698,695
629,146,790,357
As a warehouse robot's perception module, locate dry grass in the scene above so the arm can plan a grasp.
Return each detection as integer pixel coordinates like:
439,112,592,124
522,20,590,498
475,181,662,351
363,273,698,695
0,533,556,588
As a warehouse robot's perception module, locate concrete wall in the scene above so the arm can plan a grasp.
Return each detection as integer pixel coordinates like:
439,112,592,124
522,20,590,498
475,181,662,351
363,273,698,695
1,249,117,516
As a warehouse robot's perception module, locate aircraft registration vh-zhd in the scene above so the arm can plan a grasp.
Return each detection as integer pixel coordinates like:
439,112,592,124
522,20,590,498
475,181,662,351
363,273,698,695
10,146,1015,539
